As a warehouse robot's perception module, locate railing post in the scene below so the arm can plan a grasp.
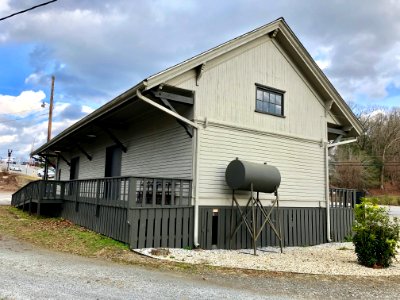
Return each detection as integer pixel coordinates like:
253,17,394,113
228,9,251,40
37,181,46,216
127,177,137,248
128,177,137,210
95,179,101,217
74,181,80,212
60,181,65,200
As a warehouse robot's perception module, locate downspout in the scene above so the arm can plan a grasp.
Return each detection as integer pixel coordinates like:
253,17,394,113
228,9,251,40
193,126,200,247
136,89,201,247
136,89,198,128
325,133,357,242
323,104,331,242
324,140,331,242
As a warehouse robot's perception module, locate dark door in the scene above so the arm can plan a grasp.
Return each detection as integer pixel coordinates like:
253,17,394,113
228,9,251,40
104,146,122,199
105,145,122,177
69,157,80,180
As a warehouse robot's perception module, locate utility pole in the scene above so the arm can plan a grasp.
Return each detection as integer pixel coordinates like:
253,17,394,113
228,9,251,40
7,149,12,171
47,75,55,142
44,75,55,181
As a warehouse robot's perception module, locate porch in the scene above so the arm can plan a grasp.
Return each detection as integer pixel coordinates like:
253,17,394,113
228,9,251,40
11,176,193,249
12,177,359,250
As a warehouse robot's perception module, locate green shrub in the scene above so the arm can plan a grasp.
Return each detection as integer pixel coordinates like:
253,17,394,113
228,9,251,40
353,198,400,268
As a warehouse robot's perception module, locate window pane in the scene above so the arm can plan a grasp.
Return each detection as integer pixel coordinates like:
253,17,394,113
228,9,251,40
270,93,276,104
268,103,275,114
263,91,269,101
256,89,263,100
275,95,282,105
262,101,269,112
256,100,263,111
275,105,282,115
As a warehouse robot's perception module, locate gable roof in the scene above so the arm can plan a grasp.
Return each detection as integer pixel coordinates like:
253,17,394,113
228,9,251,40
32,18,363,156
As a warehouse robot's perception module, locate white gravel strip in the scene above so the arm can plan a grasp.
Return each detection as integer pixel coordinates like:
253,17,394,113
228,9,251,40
135,243,400,277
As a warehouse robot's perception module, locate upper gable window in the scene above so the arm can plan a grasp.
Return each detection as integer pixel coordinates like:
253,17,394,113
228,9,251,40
255,84,285,117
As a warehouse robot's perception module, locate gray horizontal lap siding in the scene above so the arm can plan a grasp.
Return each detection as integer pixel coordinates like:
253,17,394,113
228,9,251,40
57,114,193,181
197,126,325,206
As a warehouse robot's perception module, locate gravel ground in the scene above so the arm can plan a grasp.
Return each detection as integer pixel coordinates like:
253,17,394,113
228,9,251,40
1,236,400,299
136,242,400,277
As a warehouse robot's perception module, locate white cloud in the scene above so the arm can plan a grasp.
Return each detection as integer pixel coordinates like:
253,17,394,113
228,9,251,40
0,134,17,144
0,90,46,116
25,72,44,85
82,105,94,114
0,0,10,14
52,102,70,117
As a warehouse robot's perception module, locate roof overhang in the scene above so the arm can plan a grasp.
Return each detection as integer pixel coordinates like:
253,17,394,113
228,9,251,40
31,83,194,156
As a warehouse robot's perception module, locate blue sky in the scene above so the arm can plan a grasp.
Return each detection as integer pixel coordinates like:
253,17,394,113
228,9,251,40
0,0,399,159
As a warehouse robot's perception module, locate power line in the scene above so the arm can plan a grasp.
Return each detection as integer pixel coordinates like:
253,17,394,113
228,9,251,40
0,0,58,21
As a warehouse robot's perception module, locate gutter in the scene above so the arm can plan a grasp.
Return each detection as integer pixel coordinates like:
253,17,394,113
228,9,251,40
136,89,201,247
327,138,357,148
136,89,198,129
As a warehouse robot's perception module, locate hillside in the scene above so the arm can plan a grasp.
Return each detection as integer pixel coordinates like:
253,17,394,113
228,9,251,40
0,172,38,192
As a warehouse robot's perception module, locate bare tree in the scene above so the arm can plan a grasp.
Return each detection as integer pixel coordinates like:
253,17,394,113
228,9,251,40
363,108,400,190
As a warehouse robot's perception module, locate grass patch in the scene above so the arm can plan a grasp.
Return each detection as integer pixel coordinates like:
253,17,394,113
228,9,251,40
366,195,400,206
337,246,352,251
0,206,128,257
0,206,206,274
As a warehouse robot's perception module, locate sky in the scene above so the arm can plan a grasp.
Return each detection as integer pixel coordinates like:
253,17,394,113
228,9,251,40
0,0,400,160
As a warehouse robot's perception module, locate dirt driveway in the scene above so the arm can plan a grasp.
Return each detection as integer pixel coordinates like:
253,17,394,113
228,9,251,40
1,235,400,299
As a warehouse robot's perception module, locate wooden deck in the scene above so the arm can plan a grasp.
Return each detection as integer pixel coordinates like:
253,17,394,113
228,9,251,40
12,176,194,249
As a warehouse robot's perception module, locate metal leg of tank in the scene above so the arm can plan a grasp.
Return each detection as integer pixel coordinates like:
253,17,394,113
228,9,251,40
229,193,253,249
276,190,283,253
229,186,284,255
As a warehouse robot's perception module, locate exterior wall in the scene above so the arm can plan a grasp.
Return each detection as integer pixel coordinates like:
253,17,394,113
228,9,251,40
168,35,340,136
167,35,332,208
58,111,193,181
197,125,325,207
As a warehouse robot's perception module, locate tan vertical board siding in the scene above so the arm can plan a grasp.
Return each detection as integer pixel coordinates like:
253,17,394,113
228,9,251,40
57,111,193,180
168,36,336,139
167,35,332,208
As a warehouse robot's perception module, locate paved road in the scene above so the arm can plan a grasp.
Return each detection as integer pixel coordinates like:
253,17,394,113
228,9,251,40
0,236,399,299
0,236,280,300
387,205,400,218
0,192,11,206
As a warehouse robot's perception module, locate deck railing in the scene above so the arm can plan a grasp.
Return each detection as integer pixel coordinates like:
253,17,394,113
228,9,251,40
11,180,64,208
329,188,358,208
12,176,192,210
12,176,193,248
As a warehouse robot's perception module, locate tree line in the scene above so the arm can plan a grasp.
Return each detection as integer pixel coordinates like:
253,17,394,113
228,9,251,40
330,107,400,192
